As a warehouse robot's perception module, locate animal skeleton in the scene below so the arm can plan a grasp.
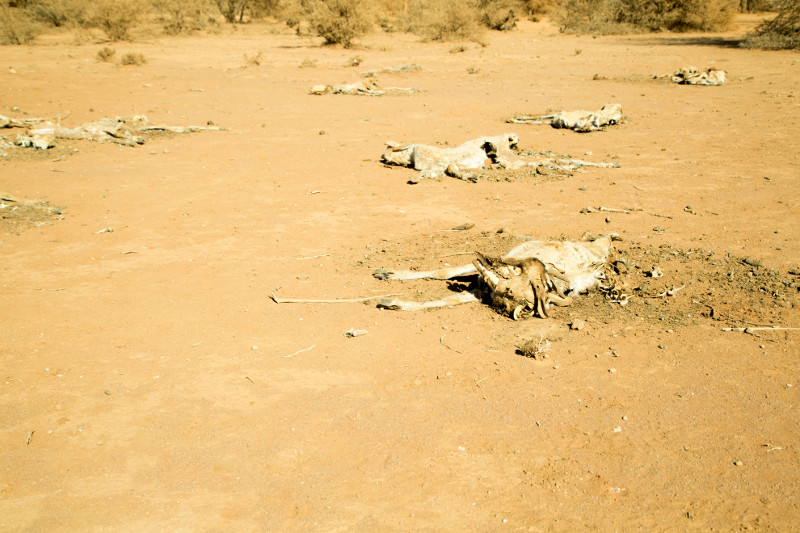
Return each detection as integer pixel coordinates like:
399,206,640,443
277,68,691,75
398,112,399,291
672,67,726,86
507,104,623,132
375,234,617,319
381,133,619,182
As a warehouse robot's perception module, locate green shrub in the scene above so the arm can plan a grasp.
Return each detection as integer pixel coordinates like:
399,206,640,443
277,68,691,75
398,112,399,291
552,0,735,35
90,0,144,41
304,0,374,47
741,0,800,48
402,0,485,42
0,5,42,44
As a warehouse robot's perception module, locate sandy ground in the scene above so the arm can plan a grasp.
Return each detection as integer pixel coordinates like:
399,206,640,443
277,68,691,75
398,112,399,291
1,15,799,531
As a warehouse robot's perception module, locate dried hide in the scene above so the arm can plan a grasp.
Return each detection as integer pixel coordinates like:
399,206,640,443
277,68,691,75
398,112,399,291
310,80,418,96
507,104,623,132
375,234,619,319
1,114,223,150
381,133,619,182
672,67,726,86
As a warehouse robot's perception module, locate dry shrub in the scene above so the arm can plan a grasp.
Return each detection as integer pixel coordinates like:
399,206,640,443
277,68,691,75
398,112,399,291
152,0,219,34
303,0,375,47
119,51,147,65
249,0,283,18
90,0,144,41
25,0,87,27
553,0,735,35
96,45,116,61
478,0,519,30
402,0,486,42
741,0,800,48
518,0,556,15
216,0,247,22
0,5,42,44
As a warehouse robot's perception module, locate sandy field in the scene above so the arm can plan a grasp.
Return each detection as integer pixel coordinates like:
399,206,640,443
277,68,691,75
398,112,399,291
1,15,799,531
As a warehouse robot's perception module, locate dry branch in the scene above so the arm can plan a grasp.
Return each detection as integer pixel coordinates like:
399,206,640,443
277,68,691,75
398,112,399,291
270,293,402,304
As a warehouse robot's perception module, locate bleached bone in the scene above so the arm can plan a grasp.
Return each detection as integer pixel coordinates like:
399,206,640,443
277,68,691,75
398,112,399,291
381,133,619,181
672,67,726,86
508,104,623,132
376,235,615,317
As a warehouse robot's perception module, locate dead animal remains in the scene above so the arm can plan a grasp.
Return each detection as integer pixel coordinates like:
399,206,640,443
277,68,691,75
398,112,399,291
0,114,223,149
671,67,726,86
375,234,623,319
310,80,418,96
507,104,623,133
381,133,619,182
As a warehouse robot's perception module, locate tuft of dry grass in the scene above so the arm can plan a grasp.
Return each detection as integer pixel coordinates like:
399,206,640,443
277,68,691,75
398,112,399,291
119,52,147,65
96,46,116,62
243,49,263,66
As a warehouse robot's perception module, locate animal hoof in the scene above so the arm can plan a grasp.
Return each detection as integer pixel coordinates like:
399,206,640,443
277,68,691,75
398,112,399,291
512,305,524,321
373,268,392,280
377,298,401,310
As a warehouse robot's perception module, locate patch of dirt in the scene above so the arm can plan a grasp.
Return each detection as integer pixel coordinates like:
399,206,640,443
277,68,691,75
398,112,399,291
0,194,63,233
1,15,798,532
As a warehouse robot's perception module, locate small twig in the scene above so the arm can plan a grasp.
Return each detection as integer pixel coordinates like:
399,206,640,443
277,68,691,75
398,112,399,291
475,376,489,387
281,344,315,358
95,227,113,234
296,254,330,260
26,430,34,445
270,293,402,304
121,250,138,255
245,376,255,384
722,327,800,333
439,251,474,257
439,334,462,354
648,212,673,219
191,340,205,347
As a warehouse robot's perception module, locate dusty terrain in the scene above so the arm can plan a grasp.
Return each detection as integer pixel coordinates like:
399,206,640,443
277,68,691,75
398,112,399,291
1,16,799,531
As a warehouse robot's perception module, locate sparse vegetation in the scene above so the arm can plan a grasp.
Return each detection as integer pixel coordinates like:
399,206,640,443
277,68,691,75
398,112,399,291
0,5,42,44
90,0,144,41
401,0,486,42
26,0,88,27
741,0,799,49
152,0,218,35
552,0,736,35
